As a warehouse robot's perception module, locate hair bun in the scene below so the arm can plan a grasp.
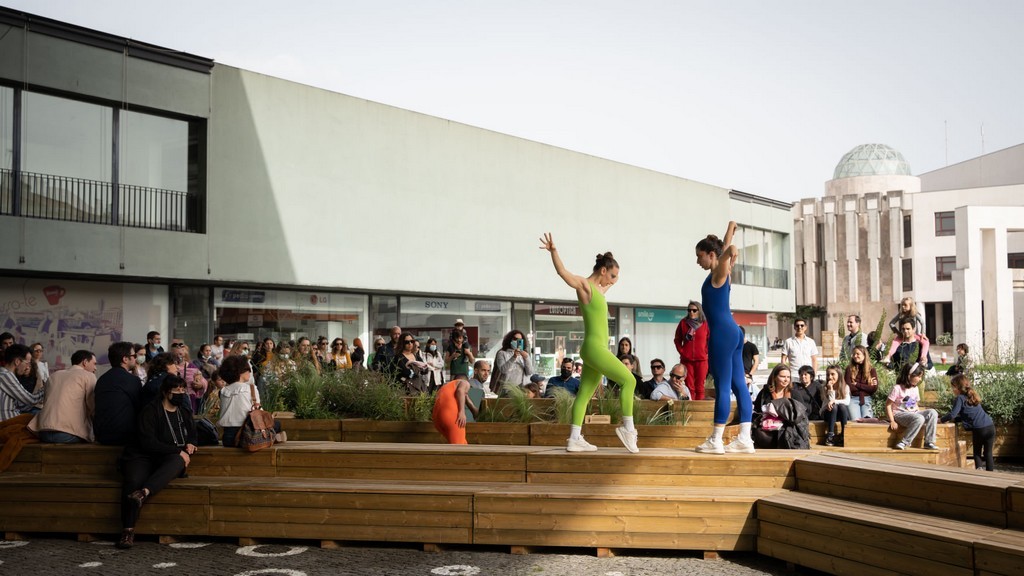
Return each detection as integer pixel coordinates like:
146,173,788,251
706,234,720,243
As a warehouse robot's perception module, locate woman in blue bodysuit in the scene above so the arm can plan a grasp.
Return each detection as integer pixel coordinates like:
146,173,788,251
695,221,754,454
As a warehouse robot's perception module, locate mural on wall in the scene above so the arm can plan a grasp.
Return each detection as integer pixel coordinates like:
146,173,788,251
0,278,124,369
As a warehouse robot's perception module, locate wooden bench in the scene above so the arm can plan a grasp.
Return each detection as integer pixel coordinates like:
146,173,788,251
474,484,778,552
757,490,1003,576
974,529,1024,576
525,448,802,489
1009,484,1024,529
795,452,1019,527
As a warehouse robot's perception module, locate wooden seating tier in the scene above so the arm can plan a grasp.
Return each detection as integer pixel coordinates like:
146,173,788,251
757,452,1024,576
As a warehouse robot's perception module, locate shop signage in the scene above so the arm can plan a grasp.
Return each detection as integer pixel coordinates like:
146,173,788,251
535,304,579,316
221,290,265,304
636,308,687,324
474,302,502,312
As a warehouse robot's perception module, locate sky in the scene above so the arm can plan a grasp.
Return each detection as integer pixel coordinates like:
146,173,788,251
5,0,1023,202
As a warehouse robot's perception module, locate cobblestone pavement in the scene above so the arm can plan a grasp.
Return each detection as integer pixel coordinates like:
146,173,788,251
0,538,803,576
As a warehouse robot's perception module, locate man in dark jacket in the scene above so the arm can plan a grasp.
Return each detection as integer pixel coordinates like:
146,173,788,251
94,341,142,445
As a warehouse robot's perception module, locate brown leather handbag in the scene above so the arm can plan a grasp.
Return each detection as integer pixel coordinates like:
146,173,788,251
237,382,275,452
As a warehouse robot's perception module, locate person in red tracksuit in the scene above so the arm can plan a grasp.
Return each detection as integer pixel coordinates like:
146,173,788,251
674,300,710,400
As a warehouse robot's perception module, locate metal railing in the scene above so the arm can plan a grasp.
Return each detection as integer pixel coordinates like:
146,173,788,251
732,263,789,289
0,168,200,232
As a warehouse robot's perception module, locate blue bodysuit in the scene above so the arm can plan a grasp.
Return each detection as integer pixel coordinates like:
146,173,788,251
701,274,753,425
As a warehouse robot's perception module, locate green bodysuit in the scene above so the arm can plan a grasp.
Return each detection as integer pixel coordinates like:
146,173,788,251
572,282,637,426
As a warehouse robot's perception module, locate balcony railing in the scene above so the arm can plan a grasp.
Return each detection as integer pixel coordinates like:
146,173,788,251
732,263,789,289
0,168,201,233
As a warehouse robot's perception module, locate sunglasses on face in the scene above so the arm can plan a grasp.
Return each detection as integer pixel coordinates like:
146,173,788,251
32,348,43,353
651,365,664,370
403,340,415,344
795,324,806,328
171,343,185,348
688,309,699,313
670,373,685,380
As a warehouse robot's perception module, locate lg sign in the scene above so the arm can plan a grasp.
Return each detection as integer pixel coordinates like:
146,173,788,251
309,295,327,305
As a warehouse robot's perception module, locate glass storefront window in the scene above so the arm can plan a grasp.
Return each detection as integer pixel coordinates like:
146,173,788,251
172,287,211,351
371,295,398,340
214,287,367,348
399,297,509,358
534,303,618,377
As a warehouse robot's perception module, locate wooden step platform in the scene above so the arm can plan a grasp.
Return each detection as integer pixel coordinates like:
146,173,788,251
975,529,1024,576
795,452,1020,527
758,490,1001,576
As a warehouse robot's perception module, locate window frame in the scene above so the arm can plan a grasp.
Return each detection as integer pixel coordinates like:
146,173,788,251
934,211,956,237
935,256,956,281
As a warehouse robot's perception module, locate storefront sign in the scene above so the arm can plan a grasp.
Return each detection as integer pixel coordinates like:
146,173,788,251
635,308,687,323
474,302,502,312
535,304,580,316
220,289,265,304
733,312,768,326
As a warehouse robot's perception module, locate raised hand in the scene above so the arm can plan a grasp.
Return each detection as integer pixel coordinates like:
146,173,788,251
539,232,555,252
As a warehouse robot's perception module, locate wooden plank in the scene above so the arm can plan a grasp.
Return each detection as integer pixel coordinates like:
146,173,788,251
276,467,525,483
526,472,793,489
212,491,473,511
210,521,472,544
759,520,973,575
473,497,759,517
473,528,754,551
474,512,755,534
756,537,902,576
211,506,471,528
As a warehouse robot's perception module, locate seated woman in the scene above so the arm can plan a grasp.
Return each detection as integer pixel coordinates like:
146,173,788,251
792,365,822,421
752,364,809,449
116,375,196,549
432,376,480,445
819,365,850,446
217,355,285,447
844,345,878,420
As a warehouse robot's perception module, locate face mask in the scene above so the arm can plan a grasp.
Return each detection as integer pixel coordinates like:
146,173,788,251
170,393,186,404
429,345,437,352
241,350,249,356
136,355,146,364
560,369,571,378
281,353,290,360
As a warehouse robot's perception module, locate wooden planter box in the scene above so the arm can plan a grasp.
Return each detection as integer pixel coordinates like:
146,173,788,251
341,420,530,446
277,418,342,441
958,423,1023,459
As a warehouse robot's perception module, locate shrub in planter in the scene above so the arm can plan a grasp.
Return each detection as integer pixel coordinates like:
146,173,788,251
971,367,1024,425
319,368,406,421
477,384,542,423
407,390,437,422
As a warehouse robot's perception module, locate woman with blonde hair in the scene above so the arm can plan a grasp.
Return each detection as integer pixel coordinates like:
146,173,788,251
889,297,925,336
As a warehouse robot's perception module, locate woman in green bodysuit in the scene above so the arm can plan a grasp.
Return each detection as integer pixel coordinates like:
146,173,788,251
540,233,639,453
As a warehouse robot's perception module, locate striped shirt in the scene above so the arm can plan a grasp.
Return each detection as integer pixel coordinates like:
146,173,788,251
0,366,45,421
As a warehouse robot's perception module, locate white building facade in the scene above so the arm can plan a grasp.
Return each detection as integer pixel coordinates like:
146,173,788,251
0,8,793,376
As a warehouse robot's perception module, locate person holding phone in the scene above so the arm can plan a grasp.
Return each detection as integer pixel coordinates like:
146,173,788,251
491,329,533,395
445,331,475,382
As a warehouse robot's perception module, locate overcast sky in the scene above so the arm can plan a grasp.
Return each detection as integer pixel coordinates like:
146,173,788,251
6,0,1023,202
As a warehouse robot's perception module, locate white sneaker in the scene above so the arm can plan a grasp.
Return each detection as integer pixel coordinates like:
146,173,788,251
696,437,724,454
566,436,598,452
615,427,640,454
725,437,755,454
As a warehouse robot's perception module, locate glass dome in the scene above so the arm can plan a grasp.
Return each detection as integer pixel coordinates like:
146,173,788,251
833,144,912,179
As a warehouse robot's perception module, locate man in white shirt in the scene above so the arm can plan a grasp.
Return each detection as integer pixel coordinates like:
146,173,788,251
781,319,819,373
650,364,692,401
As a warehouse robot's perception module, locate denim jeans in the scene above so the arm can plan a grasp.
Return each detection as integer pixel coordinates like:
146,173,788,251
36,430,86,444
848,396,873,420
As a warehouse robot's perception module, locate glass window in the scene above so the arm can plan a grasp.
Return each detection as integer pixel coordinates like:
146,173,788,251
902,259,913,291
120,110,189,192
1,86,12,213
22,91,112,182
1008,252,1024,269
935,211,955,236
398,296,510,359
935,256,956,281
172,286,211,350
903,214,912,248
214,288,367,350
21,91,113,222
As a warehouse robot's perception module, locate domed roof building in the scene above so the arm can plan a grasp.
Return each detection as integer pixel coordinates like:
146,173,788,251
833,144,912,179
